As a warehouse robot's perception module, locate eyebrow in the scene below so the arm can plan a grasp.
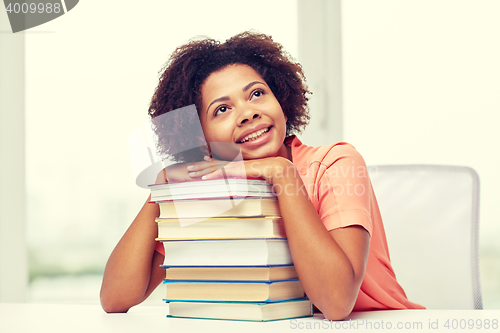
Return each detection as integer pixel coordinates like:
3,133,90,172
206,81,266,114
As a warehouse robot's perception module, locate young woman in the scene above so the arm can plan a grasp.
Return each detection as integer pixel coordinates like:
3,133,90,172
100,31,424,319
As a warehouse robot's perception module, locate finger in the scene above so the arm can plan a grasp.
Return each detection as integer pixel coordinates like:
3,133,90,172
221,161,248,176
212,160,229,168
188,167,220,178
207,157,236,171
204,155,230,166
204,155,217,172
201,168,224,180
186,161,212,172
204,164,247,180
187,158,229,177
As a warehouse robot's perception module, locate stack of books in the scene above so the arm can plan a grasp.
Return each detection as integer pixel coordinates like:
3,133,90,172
149,177,313,321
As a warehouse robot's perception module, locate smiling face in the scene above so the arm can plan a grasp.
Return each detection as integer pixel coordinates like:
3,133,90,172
199,64,289,161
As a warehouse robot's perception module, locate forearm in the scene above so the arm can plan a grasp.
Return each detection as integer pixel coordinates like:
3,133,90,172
199,156,368,319
272,162,366,320
100,195,161,312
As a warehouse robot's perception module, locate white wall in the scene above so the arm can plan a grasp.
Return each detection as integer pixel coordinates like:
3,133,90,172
0,8,28,302
342,0,500,306
297,0,343,147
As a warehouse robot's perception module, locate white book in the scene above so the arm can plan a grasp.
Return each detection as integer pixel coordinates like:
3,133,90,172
164,279,305,302
163,265,298,281
162,239,292,267
156,217,285,240
149,178,275,201
167,299,313,321
157,197,280,219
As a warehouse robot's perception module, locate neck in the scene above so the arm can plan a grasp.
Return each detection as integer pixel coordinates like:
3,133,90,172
276,143,293,161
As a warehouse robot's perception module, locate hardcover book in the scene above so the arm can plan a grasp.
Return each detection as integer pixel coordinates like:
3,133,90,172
149,178,276,201
161,239,292,267
156,217,285,240
156,197,280,219
164,279,305,302
163,265,298,281
166,298,313,322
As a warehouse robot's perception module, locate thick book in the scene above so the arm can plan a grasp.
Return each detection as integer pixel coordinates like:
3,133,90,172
161,239,292,266
157,197,280,219
149,178,276,201
166,298,313,321
156,217,285,240
163,279,305,302
163,265,298,281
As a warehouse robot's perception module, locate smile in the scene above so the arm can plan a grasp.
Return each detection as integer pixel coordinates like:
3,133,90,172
237,126,272,143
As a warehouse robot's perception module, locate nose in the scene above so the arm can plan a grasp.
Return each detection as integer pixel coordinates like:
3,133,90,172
237,107,261,126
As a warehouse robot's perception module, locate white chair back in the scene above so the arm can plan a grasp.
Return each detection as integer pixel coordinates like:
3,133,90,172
368,165,482,309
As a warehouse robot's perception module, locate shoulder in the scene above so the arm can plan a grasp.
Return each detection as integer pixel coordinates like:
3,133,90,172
289,137,375,235
289,136,365,169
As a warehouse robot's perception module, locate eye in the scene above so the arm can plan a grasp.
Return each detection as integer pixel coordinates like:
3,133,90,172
214,105,228,116
251,89,265,100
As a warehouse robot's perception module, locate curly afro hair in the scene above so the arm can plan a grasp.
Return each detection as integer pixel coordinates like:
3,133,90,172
148,31,311,163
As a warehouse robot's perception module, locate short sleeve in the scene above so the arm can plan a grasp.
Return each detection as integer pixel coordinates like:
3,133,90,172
312,144,373,235
155,240,165,256
289,137,424,311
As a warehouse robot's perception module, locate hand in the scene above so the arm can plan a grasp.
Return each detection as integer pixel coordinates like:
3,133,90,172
201,156,294,185
155,157,229,184
178,156,231,180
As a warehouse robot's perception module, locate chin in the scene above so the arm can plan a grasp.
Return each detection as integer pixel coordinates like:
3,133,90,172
242,148,279,160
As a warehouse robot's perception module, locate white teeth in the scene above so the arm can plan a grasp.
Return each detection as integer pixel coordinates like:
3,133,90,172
239,127,270,143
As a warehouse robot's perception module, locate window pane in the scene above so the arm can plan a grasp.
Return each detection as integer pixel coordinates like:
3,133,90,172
25,0,298,304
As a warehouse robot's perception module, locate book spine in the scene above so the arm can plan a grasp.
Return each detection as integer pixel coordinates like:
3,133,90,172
163,297,308,303
162,279,299,284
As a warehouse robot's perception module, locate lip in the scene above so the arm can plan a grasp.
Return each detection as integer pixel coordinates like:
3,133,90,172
236,123,273,143
237,126,273,148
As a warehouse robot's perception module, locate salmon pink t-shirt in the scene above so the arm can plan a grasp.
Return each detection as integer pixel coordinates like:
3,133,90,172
285,136,424,310
155,136,424,310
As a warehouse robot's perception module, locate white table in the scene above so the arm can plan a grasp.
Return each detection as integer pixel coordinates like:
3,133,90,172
1,303,499,333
